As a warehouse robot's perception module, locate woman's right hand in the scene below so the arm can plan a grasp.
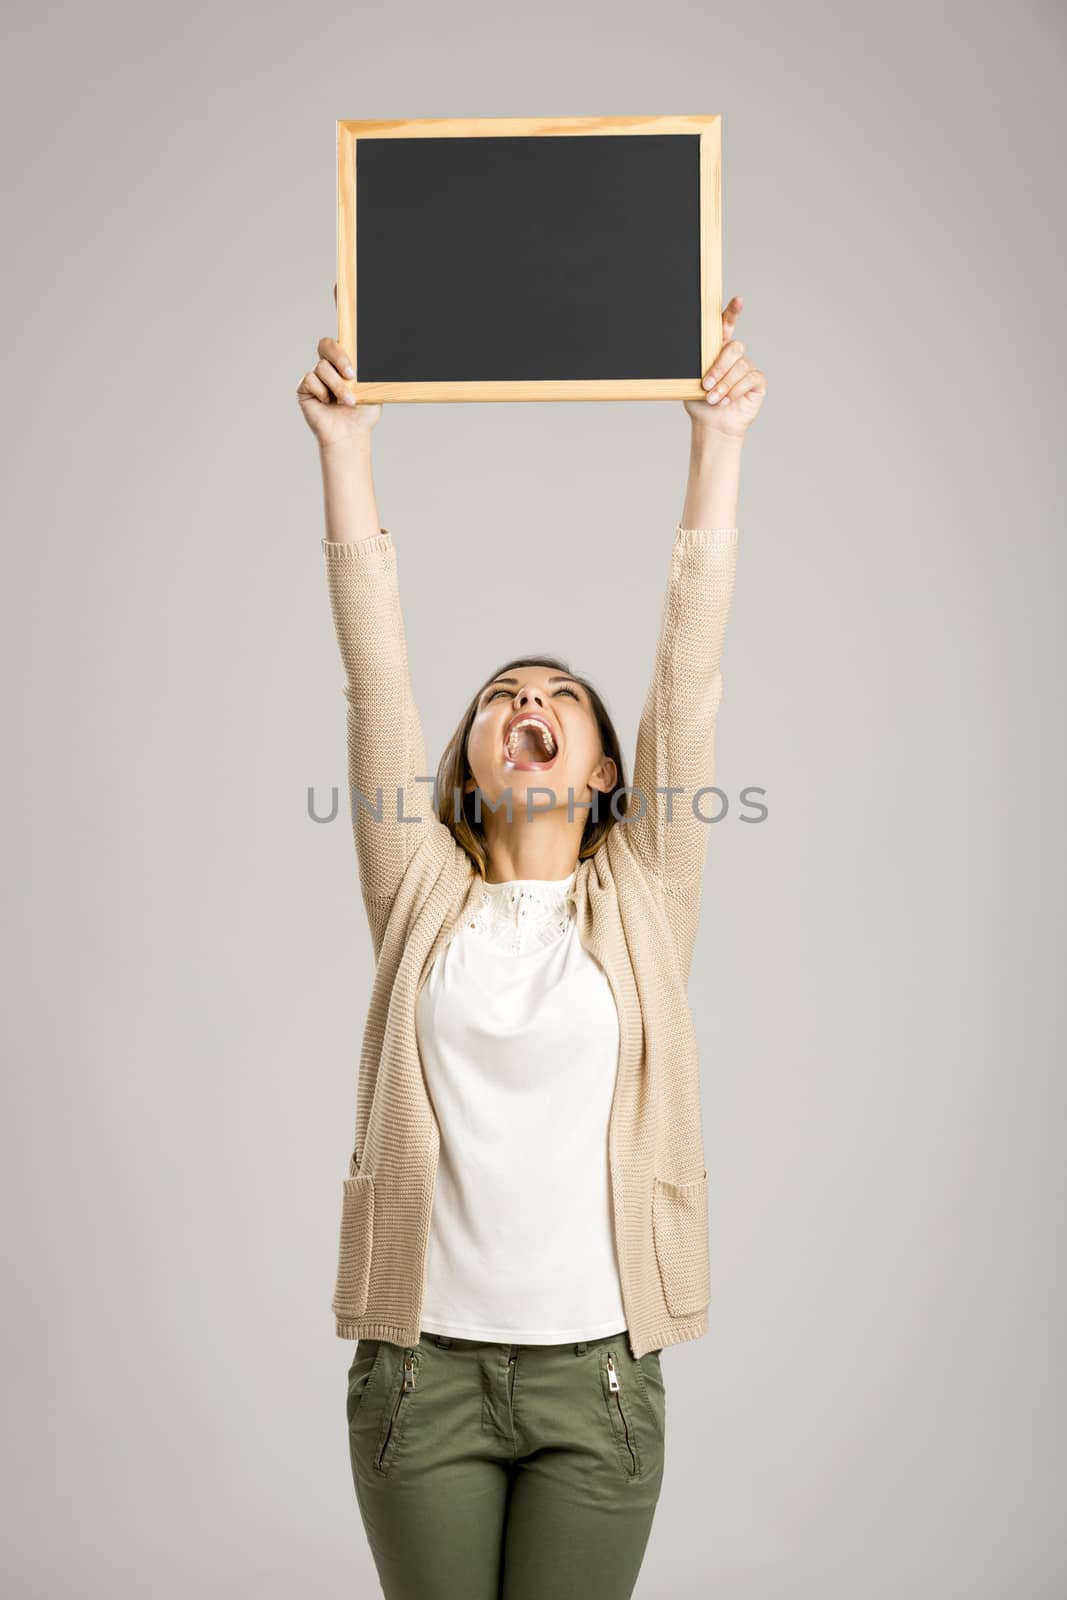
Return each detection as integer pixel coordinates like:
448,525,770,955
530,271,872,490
296,331,382,448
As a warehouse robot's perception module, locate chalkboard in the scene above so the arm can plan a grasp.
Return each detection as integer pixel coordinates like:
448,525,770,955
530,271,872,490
336,115,723,403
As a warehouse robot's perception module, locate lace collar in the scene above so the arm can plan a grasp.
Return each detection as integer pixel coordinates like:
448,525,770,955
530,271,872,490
463,870,578,955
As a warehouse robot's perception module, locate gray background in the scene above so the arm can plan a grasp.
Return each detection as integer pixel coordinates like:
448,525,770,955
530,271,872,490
3,1,1064,1595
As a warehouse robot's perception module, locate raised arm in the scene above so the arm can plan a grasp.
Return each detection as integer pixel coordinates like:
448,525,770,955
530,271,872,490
321,521,440,920
625,503,741,890
298,335,446,952
622,298,767,970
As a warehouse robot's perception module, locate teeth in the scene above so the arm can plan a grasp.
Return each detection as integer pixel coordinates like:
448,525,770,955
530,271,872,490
505,717,556,758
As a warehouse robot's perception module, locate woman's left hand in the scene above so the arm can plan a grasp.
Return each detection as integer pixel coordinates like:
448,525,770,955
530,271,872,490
683,295,767,438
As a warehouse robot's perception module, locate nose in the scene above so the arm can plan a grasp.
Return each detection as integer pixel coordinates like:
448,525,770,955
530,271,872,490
516,686,545,709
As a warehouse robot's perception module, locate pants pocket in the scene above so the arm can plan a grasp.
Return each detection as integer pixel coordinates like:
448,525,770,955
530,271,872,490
346,1339,385,1429
598,1346,642,1479
635,1349,667,1442
373,1346,420,1477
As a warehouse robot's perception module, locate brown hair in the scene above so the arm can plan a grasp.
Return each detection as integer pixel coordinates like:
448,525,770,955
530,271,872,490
433,654,630,880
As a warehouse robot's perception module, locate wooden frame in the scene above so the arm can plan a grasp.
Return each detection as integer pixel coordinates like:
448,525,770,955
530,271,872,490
335,114,722,402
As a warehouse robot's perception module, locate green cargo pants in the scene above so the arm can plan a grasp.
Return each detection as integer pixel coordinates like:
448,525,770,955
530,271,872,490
346,1327,667,1600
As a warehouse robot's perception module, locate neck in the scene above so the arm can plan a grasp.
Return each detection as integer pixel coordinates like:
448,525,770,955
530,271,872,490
479,807,588,882
482,841,580,884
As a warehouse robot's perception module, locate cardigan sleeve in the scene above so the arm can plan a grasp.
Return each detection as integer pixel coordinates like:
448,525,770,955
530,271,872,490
623,525,740,894
321,529,444,929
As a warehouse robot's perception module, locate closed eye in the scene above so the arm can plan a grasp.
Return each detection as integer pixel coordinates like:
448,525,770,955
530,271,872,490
486,686,580,703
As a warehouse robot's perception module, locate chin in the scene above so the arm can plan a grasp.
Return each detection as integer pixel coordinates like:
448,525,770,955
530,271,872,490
479,768,567,809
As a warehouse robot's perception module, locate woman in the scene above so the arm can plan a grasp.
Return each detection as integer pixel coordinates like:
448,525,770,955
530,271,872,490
296,295,766,1600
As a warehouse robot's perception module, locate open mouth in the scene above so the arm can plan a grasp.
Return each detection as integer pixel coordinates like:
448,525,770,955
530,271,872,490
502,715,560,770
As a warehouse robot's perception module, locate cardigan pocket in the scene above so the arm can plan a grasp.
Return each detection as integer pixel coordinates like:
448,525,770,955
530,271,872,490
652,1170,710,1317
332,1174,375,1320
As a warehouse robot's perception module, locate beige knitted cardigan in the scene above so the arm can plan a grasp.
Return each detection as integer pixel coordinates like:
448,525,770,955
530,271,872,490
321,523,740,1359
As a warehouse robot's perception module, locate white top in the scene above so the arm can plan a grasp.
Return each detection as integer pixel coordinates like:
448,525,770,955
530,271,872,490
414,869,628,1342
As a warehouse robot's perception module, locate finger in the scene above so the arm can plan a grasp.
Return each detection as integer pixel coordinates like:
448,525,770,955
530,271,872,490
297,370,332,404
702,341,746,396
704,356,748,403
315,356,357,404
713,368,766,408
721,294,744,335
317,335,357,379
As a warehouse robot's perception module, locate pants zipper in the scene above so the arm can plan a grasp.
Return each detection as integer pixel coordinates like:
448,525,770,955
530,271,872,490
375,1350,416,1471
606,1353,638,1475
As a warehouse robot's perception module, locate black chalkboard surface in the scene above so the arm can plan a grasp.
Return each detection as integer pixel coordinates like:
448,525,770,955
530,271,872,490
336,115,723,403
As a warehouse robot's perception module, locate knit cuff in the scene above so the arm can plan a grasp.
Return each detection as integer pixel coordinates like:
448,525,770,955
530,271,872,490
321,527,393,560
674,524,739,548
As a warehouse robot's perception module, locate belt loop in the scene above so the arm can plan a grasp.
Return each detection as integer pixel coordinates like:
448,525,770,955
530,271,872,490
574,1340,587,1355
433,1333,452,1347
